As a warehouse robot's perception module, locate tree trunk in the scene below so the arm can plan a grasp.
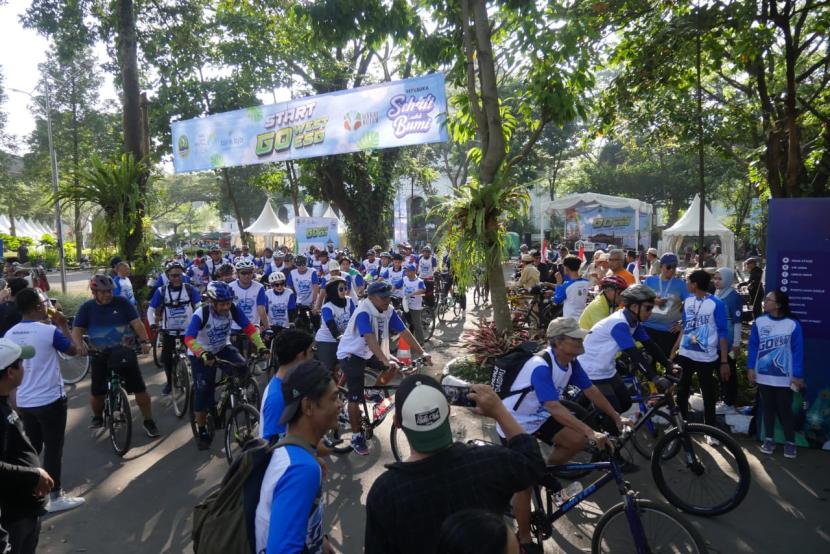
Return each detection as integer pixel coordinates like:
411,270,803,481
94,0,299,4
286,161,300,217
71,93,83,260
222,168,249,245
485,215,512,331
117,0,146,259
8,210,15,238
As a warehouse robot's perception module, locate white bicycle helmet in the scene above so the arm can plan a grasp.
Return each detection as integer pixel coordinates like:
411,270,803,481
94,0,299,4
234,259,256,271
268,271,287,284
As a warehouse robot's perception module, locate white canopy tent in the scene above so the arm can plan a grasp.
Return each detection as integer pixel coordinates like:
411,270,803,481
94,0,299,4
242,200,295,249
322,205,347,235
662,194,735,269
545,192,652,249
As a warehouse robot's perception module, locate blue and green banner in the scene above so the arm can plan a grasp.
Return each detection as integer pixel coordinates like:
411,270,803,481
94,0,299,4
172,74,449,173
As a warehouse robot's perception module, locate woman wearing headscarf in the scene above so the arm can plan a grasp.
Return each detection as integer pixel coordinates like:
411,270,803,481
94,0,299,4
713,267,743,413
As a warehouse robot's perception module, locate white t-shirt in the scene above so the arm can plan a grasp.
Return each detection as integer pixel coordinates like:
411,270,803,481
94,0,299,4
401,277,426,310
230,280,267,330
6,321,73,408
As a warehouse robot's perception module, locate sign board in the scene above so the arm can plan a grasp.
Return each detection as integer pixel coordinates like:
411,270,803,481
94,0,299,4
575,240,596,252
295,217,339,254
765,198,830,449
562,206,650,250
172,74,449,173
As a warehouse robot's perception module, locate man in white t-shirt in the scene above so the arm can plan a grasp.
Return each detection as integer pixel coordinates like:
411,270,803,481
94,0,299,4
6,288,85,513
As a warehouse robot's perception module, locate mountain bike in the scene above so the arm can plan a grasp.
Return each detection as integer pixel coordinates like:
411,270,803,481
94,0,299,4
89,348,135,457
161,329,191,418
472,273,489,307
189,355,262,464
523,437,707,553
325,357,428,456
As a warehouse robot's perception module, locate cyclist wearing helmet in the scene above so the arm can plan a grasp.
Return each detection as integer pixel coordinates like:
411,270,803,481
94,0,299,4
281,252,295,275
578,275,627,331
173,247,189,267
71,274,160,437
361,250,379,276
336,281,430,455
380,254,406,298
147,261,202,395
578,284,677,415
264,272,296,330
642,252,691,357
238,244,255,265
187,254,208,290
286,255,320,309
263,250,286,279
204,246,224,281
373,252,392,282
314,276,356,371
214,262,235,284
257,247,273,269
230,259,268,337
184,281,267,449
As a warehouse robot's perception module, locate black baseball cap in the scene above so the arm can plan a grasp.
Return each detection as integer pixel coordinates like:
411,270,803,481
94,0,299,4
366,282,393,297
278,360,333,425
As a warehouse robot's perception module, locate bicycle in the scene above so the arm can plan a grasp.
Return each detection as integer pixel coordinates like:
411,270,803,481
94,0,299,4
524,436,707,553
160,329,191,418
189,355,263,464
435,272,463,323
562,372,751,517
326,357,428,457
392,297,436,343
58,316,91,384
90,348,135,457
472,272,489,307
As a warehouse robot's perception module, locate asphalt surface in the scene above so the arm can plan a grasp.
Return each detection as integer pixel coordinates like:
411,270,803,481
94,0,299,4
34,298,830,553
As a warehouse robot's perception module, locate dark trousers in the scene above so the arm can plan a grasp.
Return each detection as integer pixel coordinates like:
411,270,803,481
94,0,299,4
645,328,678,360
676,356,719,427
759,384,795,442
17,397,67,493
161,332,179,386
720,356,738,406
3,516,40,554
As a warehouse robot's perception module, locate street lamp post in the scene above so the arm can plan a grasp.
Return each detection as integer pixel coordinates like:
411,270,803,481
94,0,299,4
9,82,68,294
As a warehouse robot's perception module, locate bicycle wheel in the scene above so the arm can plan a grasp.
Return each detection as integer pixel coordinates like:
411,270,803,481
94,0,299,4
473,284,481,307
651,423,750,516
421,306,436,341
152,333,162,368
390,423,411,462
224,404,260,465
631,409,673,460
325,386,356,454
591,498,706,553
437,299,448,323
547,400,598,480
452,295,462,318
171,357,190,418
59,351,90,384
530,484,553,546
242,377,261,408
108,387,132,457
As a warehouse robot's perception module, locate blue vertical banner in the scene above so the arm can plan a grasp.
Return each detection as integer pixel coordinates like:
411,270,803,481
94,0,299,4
765,198,830,449
172,73,449,173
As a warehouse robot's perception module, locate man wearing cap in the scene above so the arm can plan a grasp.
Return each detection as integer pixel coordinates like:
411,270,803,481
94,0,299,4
498,318,621,550
365,375,544,554
398,264,427,345
516,254,540,290
646,248,660,276
255,360,339,554
361,250,379,277
0,338,52,554
380,254,406,298
6,289,84,514
642,252,691,357
336,281,429,455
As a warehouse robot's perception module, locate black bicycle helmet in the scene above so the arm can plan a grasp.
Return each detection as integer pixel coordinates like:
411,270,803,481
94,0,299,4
165,260,185,273
295,255,308,265
620,284,657,307
89,274,115,291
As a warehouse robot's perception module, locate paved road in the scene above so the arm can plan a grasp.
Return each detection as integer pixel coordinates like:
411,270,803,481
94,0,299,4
36,303,830,553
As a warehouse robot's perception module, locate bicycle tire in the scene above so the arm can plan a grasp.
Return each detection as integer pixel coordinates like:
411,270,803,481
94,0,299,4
224,403,261,465
242,377,261,409
390,424,410,462
473,285,481,307
530,484,553,546
422,306,436,341
437,300,447,323
452,295,462,318
631,408,673,460
152,333,162,368
108,387,132,457
651,423,750,516
59,352,90,384
547,400,598,480
591,498,706,553
171,357,190,418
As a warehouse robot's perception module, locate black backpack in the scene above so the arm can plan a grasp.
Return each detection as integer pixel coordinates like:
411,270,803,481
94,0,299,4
490,341,553,411
192,435,315,554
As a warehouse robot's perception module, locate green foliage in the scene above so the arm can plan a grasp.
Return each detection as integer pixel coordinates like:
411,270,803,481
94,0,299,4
0,234,34,252
444,355,492,385
39,234,56,246
50,292,90,317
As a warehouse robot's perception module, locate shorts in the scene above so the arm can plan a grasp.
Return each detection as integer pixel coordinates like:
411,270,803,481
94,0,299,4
592,373,632,414
315,341,339,372
499,417,564,446
90,347,146,396
339,355,385,402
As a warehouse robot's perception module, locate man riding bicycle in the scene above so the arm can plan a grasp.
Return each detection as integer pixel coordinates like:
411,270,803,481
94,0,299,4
147,261,202,395
497,317,624,553
578,284,677,415
229,259,268,353
183,281,268,450
335,281,430,455
264,272,297,332
579,275,627,331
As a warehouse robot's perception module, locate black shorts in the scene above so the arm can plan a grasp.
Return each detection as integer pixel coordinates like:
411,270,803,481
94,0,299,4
340,355,385,402
499,416,564,446
90,347,146,396
593,373,632,414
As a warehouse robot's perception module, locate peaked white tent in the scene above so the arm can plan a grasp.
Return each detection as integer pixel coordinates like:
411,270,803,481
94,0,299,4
243,200,294,249
322,205,347,235
662,194,735,269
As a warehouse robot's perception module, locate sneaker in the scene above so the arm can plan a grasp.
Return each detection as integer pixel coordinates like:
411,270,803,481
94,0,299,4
759,438,775,455
705,435,720,447
716,402,738,415
197,427,212,451
89,416,104,429
351,434,370,456
143,419,161,438
783,442,797,459
161,383,172,395
47,491,85,513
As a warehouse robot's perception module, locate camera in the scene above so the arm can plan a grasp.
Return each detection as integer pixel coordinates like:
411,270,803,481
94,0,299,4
443,384,476,407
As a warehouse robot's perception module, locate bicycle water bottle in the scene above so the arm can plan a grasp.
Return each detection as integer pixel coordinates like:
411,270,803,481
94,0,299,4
554,481,583,507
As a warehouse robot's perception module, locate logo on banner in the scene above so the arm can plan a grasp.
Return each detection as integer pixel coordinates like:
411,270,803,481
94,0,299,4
344,111,378,132
177,135,190,158
387,93,437,138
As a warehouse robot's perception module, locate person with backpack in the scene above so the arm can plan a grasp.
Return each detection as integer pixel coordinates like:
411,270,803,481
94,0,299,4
494,317,622,552
184,281,268,450
255,360,339,553
147,261,202,395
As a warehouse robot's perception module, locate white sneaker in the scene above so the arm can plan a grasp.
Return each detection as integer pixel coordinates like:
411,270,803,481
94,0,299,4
47,492,85,513
715,401,738,415
705,435,721,447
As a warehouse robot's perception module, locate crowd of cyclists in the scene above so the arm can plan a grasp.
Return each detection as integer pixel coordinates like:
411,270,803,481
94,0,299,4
0,236,805,554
